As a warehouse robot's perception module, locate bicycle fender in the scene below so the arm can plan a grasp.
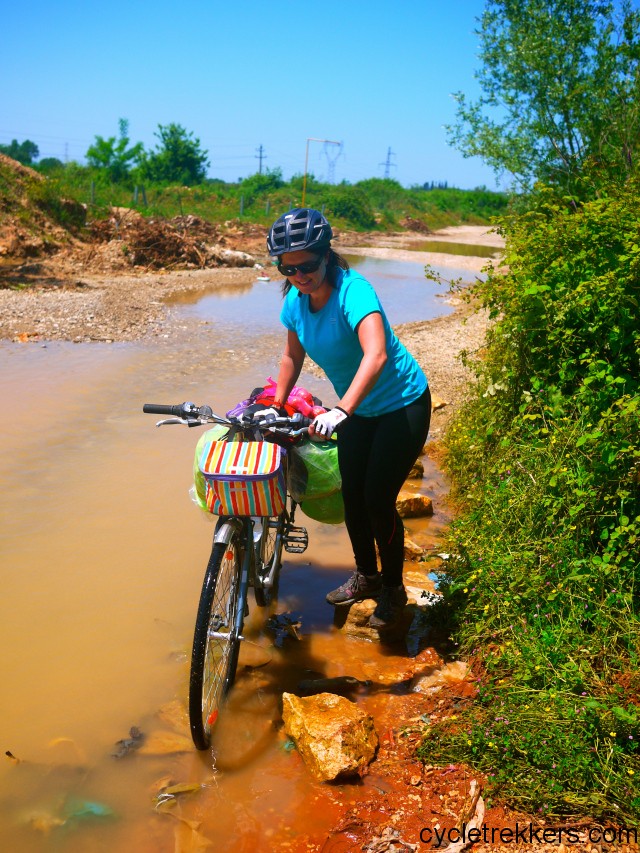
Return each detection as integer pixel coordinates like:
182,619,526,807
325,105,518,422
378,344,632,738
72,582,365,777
213,518,243,545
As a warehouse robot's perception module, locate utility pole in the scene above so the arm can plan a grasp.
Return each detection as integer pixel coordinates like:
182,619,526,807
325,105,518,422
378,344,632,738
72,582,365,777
380,146,396,179
302,137,341,205
255,144,266,174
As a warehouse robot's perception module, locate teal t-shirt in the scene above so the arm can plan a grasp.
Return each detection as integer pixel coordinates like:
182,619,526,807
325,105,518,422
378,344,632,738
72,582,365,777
280,268,428,417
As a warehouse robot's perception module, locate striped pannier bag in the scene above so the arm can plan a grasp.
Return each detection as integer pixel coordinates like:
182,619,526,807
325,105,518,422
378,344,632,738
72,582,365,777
199,438,286,517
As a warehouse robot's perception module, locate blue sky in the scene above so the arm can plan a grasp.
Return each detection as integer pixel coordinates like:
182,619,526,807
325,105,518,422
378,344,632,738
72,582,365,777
1,0,500,189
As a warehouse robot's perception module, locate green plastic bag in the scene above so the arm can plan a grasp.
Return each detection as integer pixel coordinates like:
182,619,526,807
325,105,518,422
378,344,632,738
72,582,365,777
300,490,345,525
289,439,344,525
192,424,229,511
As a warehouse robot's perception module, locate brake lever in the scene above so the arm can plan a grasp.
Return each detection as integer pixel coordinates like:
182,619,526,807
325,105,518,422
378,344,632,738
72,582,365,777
155,417,187,427
267,426,310,437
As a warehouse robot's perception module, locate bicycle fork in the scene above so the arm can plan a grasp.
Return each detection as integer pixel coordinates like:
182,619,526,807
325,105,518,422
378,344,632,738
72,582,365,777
212,516,251,640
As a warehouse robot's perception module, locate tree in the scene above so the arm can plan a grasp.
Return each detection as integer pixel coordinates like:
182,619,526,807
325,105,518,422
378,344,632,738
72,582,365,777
37,157,65,174
0,138,39,165
140,123,209,185
86,118,143,183
447,0,640,194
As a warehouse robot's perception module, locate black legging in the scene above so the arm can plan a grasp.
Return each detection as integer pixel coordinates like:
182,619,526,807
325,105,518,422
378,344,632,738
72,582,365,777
337,387,431,587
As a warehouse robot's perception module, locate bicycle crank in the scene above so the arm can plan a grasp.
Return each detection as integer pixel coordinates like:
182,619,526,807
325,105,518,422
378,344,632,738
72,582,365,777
283,525,309,553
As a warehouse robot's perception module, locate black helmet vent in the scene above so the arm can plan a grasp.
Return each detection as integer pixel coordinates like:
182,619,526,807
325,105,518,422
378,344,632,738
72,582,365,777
267,208,333,256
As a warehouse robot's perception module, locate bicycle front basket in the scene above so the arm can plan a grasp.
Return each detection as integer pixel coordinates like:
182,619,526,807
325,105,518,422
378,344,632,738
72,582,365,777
199,439,286,516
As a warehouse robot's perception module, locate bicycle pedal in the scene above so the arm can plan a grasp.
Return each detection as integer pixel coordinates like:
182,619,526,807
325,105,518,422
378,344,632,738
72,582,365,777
284,525,308,553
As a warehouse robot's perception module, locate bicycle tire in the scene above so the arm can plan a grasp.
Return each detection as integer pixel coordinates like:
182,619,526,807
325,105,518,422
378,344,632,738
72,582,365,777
189,536,244,750
253,514,285,607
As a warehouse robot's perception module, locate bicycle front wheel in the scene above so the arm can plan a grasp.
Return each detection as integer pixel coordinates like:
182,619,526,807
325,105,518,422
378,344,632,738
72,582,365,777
189,537,243,750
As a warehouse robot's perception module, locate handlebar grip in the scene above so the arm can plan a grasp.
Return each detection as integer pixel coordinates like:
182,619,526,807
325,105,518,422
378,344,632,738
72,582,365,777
143,403,185,417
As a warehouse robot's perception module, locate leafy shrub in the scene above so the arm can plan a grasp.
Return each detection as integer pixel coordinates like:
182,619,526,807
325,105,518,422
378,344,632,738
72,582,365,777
239,167,284,203
419,180,640,821
324,186,376,229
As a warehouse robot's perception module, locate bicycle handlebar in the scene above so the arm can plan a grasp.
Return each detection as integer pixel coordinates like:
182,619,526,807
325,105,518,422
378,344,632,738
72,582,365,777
143,403,191,417
142,401,312,436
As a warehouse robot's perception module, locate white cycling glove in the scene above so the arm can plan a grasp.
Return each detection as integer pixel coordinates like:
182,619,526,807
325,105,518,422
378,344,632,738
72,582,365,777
311,407,349,438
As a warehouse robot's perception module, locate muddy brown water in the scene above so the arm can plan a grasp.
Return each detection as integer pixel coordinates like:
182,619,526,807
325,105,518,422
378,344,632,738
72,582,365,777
0,256,455,852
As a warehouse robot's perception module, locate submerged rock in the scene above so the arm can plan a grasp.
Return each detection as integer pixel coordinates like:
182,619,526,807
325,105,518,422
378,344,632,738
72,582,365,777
282,692,378,782
297,675,364,698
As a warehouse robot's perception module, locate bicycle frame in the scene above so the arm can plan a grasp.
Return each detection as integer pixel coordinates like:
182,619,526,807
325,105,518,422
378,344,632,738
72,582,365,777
212,513,278,599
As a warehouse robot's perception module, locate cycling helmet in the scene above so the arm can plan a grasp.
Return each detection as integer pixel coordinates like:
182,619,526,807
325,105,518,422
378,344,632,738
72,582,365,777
267,208,333,257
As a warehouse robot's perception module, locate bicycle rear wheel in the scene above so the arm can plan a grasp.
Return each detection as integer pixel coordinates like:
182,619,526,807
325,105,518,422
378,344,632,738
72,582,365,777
189,536,244,750
253,514,285,607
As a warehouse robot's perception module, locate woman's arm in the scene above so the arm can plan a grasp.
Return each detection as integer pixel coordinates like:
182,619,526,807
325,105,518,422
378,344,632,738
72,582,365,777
337,311,388,415
274,329,306,406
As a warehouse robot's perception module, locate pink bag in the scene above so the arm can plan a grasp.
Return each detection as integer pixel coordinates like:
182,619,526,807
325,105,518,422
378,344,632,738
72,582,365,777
226,378,326,420
262,377,321,418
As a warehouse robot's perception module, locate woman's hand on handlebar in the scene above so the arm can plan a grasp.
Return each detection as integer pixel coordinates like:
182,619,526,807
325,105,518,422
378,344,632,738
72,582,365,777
309,407,349,439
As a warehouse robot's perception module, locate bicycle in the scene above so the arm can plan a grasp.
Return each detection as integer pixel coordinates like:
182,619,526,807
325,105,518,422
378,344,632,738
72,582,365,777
143,400,312,751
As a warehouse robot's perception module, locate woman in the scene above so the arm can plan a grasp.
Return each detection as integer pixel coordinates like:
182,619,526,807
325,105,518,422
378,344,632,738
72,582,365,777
266,208,431,628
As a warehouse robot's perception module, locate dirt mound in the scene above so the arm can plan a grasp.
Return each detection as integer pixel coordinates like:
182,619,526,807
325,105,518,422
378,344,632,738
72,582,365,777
0,152,44,183
0,154,85,269
401,215,432,233
85,210,259,272
1,154,265,281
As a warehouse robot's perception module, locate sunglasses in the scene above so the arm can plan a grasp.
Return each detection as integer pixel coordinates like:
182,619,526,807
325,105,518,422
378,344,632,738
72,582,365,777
277,255,325,277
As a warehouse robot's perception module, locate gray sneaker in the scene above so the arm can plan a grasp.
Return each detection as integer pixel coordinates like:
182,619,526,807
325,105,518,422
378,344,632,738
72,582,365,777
326,570,382,606
368,585,408,628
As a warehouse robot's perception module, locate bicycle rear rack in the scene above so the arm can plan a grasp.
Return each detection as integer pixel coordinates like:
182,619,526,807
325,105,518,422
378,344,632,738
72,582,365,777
283,525,308,553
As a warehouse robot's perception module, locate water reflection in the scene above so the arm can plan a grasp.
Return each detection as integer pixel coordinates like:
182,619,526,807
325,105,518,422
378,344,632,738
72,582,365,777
404,239,500,258
173,254,468,330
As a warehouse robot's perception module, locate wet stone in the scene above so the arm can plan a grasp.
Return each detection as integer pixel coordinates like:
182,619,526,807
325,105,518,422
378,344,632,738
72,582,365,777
282,692,378,782
410,660,469,695
333,599,416,643
407,459,424,479
396,491,434,518
404,536,425,560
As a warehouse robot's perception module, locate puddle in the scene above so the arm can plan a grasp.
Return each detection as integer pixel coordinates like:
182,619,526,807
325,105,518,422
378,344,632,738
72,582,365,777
405,240,501,258
0,256,455,852
168,254,475,331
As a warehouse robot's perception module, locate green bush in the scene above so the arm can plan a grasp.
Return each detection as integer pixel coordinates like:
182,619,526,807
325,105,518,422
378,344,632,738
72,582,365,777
419,181,640,821
324,186,376,229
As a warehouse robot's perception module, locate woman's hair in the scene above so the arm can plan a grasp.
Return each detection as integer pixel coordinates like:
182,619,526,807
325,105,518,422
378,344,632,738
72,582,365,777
280,245,350,296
